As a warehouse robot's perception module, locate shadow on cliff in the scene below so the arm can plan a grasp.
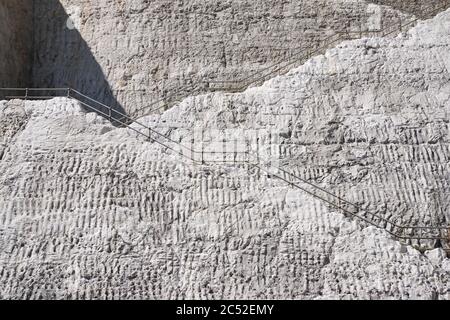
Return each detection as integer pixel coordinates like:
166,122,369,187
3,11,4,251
31,0,127,125
367,0,450,16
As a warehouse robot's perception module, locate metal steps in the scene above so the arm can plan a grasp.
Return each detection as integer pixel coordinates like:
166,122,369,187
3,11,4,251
122,0,450,121
1,1,450,253
1,86,448,254
204,0,450,94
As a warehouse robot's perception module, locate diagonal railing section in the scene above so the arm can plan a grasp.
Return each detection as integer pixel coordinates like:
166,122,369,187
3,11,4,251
0,88,247,164
117,0,450,122
236,151,449,243
1,87,449,250
1,3,450,249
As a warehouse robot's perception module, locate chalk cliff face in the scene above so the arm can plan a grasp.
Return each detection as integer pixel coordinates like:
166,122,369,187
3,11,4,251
0,9,449,299
0,0,32,89
31,0,415,117
369,0,449,16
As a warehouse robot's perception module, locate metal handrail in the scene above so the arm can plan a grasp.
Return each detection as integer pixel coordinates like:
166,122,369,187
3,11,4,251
2,3,449,245
1,87,448,245
0,88,246,159
85,0,450,124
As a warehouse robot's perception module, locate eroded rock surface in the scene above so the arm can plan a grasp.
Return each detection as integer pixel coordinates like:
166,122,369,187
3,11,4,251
0,9,449,299
369,0,449,16
32,0,416,117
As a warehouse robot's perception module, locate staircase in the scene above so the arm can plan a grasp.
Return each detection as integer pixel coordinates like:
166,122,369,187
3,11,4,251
1,1,449,253
1,87,448,253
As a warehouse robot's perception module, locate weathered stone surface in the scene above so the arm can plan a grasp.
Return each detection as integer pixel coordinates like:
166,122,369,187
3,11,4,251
368,0,449,16
0,8,449,299
31,0,417,117
141,7,450,236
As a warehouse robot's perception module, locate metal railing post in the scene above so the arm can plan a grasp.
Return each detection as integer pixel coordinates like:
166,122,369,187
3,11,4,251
222,138,226,163
337,193,342,213
201,128,205,165
1,0,449,246
234,137,237,164
201,142,204,165
0,83,443,246
191,138,195,163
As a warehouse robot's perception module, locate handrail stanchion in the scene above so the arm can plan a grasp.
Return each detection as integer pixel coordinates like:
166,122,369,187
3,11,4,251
3,85,444,246
191,138,195,163
1,1,449,248
201,141,204,165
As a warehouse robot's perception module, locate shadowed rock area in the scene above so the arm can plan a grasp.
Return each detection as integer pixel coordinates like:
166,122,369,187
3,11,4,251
0,8,449,299
368,0,450,16
31,0,126,120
